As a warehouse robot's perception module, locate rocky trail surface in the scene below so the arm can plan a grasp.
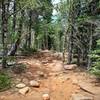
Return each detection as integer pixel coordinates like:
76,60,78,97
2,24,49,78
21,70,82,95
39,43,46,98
0,50,100,100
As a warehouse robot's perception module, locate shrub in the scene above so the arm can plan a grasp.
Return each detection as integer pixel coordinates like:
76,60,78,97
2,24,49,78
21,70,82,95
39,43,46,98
20,47,37,55
90,39,100,78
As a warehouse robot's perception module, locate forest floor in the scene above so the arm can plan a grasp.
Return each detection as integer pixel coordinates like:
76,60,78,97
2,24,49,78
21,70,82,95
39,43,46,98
0,50,100,100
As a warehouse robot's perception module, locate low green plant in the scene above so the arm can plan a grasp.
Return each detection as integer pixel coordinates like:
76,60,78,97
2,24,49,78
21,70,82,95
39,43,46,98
0,72,11,91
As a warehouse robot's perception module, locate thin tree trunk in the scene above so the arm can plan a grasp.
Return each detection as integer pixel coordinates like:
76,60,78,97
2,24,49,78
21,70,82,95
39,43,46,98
63,29,68,64
45,29,48,50
12,0,16,33
1,0,9,68
87,25,93,69
28,10,32,48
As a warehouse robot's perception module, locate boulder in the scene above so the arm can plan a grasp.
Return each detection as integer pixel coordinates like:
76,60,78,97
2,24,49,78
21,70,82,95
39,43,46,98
29,80,40,87
71,94,93,100
16,83,26,89
64,64,77,70
7,62,16,66
19,87,30,95
42,94,50,100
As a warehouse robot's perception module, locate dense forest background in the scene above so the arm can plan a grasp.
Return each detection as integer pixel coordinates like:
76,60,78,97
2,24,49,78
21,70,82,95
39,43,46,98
0,0,100,78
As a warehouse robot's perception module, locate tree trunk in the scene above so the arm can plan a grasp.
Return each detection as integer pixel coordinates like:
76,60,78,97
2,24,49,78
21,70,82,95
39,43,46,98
12,0,16,33
27,10,32,48
87,25,93,69
8,10,24,56
45,29,48,50
77,48,81,66
1,0,9,68
67,28,73,64
63,29,68,64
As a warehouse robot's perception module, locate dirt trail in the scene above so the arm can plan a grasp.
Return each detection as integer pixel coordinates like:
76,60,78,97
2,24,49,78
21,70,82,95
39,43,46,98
0,50,100,100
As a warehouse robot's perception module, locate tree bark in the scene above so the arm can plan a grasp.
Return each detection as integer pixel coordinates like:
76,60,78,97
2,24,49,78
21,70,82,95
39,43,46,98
87,25,93,69
27,10,32,48
67,30,73,64
77,48,81,66
1,0,9,68
12,0,16,33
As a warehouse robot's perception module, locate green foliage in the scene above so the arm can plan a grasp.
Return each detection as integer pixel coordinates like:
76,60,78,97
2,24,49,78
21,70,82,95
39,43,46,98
18,0,40,9
90,39,100,77
90,62,100,77
0,72,11,92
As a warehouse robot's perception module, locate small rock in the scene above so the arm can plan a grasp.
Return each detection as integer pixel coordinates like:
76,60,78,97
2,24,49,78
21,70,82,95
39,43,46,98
22,78,29,85
37,71,44,75
64,64,77,70
16,83,26,89
19,87,30,95
42,94,50,100
49,73,58,76
72,79,78,85
26,72,33,76
42,60,48,64
29,80,40,87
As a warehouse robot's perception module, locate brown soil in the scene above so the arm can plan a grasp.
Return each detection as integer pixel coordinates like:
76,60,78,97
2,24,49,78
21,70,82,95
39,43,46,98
0,50,100,100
